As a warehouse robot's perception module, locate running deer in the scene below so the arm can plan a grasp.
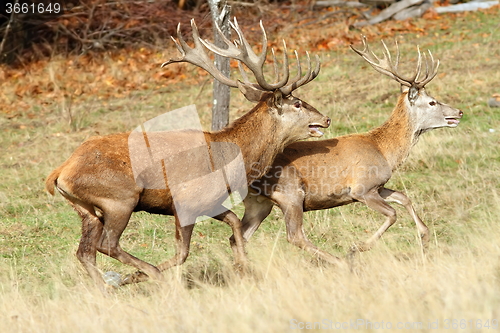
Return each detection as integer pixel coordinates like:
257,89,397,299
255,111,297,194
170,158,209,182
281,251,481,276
45,19,330,290
233,37,463,264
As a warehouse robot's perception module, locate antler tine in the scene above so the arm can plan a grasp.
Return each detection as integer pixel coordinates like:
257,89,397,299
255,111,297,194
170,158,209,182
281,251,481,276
411,46,423,83
229,19,319,94
415,49,440,88
393,40,401,71
311,54,321,79
307,54,321,82
352,36,444,88
351,37,408,87
265,41,290,89
381,39,405,81
199,19,242,59
163,18,319,95
199,18,289,91
430,51,440,77
279,51,306,96
381,40,394,68
234,40,279,89
237,60,251,84
289,51,303,86
280,52,320,96
233,19,290,90
170,24,186,57
271,48,281,83
422,51,431,80
162,20,239,88
162,23,187,63
230,18,265,68
417,49,432,84
275,40,290,88
381,39,407,83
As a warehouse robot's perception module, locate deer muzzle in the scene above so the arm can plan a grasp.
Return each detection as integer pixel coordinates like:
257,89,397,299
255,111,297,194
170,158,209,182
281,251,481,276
309,117,331,137
445,110,463,126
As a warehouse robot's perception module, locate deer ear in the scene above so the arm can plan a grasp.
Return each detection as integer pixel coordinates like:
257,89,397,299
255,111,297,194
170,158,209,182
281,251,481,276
237,81,273,102
407,85,419,106
269,90,284,115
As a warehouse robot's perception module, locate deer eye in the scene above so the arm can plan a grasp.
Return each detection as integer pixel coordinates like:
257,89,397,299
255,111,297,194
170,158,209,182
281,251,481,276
294,101,301,109
429,101,436,106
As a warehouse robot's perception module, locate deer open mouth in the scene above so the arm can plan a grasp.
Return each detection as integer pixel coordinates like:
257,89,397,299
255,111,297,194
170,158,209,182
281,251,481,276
445,117,460,126
309,124,326,137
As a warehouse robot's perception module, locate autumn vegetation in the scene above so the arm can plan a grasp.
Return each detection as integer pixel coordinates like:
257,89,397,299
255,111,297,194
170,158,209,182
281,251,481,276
0,2,499,332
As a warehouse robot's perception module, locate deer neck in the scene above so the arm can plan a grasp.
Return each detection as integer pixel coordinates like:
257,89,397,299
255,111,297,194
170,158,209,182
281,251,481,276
368,93,421,171
211,103,284,183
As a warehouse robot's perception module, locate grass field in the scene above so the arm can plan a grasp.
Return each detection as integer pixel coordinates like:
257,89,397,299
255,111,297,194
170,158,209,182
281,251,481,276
1,8,499,332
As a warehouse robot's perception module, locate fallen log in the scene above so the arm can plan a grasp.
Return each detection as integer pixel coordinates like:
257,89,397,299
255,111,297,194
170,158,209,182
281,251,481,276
353,0,425,27
435,0,499,13
314,0,369,8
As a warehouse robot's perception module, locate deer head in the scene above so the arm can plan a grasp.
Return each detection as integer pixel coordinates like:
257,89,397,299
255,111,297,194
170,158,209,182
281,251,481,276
162,18,329,139
351,36,463,132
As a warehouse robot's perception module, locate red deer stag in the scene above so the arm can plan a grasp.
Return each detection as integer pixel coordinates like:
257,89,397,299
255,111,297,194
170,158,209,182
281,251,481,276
233,37,463,264
45,18,330,291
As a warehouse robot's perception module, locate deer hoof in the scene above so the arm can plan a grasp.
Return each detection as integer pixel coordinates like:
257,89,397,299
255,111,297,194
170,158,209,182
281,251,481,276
349,242,371,254
121,271,150,285
103,271,122,288
233,262,248,276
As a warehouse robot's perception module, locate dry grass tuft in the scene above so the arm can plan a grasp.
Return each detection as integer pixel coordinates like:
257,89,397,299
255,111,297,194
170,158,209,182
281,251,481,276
0,8,499,333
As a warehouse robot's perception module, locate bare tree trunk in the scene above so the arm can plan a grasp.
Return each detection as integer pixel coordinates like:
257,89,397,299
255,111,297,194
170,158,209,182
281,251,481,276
0,0,19,64
208,0,231,131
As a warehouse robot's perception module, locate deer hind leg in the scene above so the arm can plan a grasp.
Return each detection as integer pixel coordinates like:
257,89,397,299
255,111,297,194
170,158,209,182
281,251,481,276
272,190,344,266
71,201,107,291
379,187,430,252
97,204,163,286
349,188,398,254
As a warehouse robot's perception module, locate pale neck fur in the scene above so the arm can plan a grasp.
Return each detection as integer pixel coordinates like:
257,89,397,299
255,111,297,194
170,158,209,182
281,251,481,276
367,92,421,171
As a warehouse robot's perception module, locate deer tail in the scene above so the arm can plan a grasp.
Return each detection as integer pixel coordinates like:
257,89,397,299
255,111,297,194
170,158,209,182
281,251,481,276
45,165,65,196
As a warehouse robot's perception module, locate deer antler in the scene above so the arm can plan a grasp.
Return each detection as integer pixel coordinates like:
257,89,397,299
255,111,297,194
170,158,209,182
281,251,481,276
163,20,239,88
350,36,439,89
163,18,321,95
200,18,289,91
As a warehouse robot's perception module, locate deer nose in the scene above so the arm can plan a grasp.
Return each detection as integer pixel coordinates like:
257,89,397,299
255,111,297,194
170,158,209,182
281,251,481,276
459,110,463,118
325,117,331,127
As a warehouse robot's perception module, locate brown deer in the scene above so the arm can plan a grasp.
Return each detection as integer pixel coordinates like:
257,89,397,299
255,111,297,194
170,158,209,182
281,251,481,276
45,19,331,291
233,37,463,264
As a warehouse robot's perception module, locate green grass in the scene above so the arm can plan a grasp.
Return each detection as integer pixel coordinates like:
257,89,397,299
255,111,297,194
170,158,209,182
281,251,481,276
0,8,500,332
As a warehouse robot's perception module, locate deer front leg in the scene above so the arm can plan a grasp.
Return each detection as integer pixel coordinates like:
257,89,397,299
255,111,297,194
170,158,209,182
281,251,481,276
231,194,274,243
122,215,195,285
213,209,247,270
156,217,195,272
379,187,430,252
225,194,274,270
